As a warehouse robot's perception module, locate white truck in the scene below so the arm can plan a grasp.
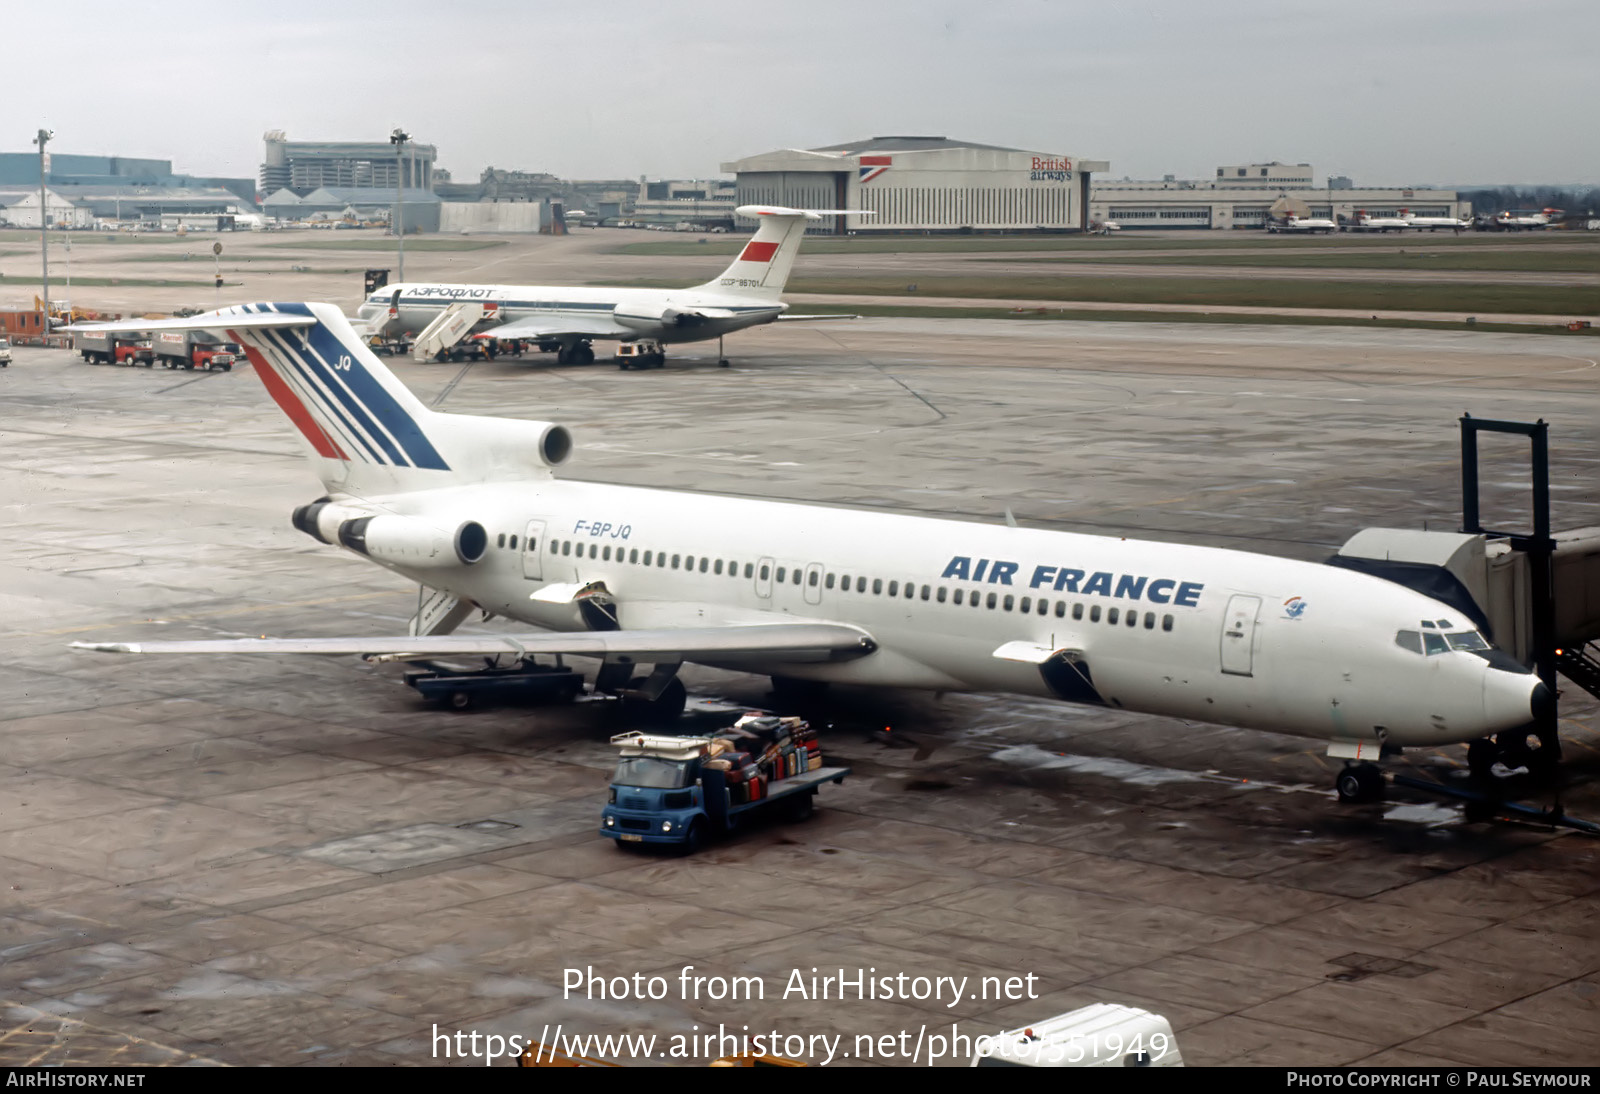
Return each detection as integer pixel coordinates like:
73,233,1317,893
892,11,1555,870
971,1004,1183,1067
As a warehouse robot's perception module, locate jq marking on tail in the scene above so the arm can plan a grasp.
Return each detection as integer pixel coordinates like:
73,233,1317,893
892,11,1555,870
234,303,449,471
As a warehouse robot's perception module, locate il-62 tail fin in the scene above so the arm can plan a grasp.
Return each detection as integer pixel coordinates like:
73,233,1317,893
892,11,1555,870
695,206,870,300
67,303,572,497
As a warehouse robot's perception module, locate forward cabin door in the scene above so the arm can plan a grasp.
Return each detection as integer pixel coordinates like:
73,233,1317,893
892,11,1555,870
1220,594,1261,676
522,520,547,580
803,563,824,605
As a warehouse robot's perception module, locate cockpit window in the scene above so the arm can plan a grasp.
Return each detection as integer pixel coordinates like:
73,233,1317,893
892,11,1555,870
1396,627,1492,656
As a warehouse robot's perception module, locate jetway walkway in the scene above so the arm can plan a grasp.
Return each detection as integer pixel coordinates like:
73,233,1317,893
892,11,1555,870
1334,524,1600,693
1332,417,1599,779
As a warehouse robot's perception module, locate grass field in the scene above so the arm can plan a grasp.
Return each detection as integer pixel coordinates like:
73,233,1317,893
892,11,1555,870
1001,250,1600,273
782,276,1598,316
611,232,1600,257
612,274,1597,316
0,275,229,288
788,302,1600,336
263,237,507,252
0,230,188,246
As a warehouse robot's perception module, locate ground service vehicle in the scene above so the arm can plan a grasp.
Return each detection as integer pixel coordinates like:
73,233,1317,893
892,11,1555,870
154,331,237,371
971,1004,1183,1067
600,725,848,853
615,339,665,370
0,338,11,367
74,330,155,366
404,659,584,710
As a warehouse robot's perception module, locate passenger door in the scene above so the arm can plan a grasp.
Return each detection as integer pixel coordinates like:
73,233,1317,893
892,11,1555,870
803,562,824,606
1220,594,1261,676
522,520,547,580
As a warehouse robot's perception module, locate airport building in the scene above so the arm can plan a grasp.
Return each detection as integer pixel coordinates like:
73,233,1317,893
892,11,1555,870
723,136,1109,234
0,184,255,229
0,151,256,205
261,186,441,233
1089,163,1470,230
260,131,437,196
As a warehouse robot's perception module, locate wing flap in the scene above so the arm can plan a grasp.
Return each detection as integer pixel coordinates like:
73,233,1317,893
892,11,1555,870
72,623,877,664
488,315,632,340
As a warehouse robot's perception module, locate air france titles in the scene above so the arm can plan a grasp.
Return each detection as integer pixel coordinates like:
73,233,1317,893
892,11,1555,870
940,557,1203,607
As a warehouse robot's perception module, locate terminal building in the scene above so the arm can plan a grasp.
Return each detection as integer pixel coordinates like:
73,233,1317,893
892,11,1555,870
723,136,1109,234
260,131,437,196
1089,162,1470,230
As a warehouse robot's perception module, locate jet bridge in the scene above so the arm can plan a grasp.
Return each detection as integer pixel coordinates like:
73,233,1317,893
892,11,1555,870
1330,417,1600,773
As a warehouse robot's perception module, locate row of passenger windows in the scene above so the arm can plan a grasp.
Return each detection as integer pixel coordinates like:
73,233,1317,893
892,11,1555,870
542,538,1177,632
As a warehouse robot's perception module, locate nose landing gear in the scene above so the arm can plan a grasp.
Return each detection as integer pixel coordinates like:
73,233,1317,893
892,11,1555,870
1335,762,1386,804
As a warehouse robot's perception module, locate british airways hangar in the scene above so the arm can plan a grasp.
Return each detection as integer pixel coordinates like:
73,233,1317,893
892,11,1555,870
723,136,1108,235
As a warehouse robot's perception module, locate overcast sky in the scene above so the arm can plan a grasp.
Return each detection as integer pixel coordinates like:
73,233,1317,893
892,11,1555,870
11,0,1597,188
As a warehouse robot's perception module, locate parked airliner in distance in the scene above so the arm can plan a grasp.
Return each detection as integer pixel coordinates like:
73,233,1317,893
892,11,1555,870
68,303,1552,805
1265,214,1338,234
355,205,861,366
1399,209,1471,232
1348,210,1411,233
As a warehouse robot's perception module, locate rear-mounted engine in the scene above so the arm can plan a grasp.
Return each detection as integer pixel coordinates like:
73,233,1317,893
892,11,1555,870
335,515,487,568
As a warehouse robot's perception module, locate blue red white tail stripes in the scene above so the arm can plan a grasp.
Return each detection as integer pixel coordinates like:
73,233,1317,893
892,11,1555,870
230,303,450,471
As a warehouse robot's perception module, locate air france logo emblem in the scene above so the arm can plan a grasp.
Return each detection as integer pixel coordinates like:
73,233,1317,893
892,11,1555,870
1284,597,1307,619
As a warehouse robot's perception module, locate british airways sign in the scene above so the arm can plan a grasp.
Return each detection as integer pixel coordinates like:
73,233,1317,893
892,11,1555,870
941,556,1204,606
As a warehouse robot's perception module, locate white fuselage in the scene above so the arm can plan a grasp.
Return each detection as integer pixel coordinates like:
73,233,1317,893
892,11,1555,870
1351,215,1411,232
347,477,1541,751
357,283,785,346
1268,217,1338,234
1402,215,1467,231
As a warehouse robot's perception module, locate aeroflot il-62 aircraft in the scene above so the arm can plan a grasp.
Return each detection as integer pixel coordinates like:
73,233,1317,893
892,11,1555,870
355,205,856,366
71,303,1551,805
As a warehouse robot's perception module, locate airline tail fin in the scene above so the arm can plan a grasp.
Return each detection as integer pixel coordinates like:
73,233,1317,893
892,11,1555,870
694,205,867,300
65,303,571,497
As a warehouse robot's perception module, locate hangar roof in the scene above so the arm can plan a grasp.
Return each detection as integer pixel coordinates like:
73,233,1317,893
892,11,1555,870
808,136,1030,155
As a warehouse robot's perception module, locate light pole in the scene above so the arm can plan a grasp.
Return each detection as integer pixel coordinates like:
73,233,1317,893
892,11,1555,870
34,128,52,325
390,128,409,282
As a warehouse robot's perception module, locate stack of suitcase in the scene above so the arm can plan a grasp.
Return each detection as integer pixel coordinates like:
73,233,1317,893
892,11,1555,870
701,715,823,804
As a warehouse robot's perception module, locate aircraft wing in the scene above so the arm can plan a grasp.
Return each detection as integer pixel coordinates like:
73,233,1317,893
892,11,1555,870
775,314,861,322
71,623,877,665
486,315,634,341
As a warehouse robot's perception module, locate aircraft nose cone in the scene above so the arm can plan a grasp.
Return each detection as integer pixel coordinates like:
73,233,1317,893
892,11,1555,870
1530,679,1555,723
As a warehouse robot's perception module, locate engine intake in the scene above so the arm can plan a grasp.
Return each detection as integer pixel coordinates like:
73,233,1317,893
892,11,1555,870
336,515,487,568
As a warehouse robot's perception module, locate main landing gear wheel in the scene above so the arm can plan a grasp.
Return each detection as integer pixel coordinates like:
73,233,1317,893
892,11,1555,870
1336,762,1385,804
622,676,686,724
558,342,595,365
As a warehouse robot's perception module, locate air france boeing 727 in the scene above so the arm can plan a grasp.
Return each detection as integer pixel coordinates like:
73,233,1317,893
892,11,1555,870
356,205,856,366
70,303,1551,804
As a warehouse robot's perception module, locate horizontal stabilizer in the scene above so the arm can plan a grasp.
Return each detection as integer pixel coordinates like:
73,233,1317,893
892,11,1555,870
71,622,878,664
63,311,313,334
734,205,877,220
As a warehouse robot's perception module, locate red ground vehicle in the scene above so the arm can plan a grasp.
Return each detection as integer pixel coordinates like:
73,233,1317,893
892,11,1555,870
74,330,155,366
154,331,237,371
